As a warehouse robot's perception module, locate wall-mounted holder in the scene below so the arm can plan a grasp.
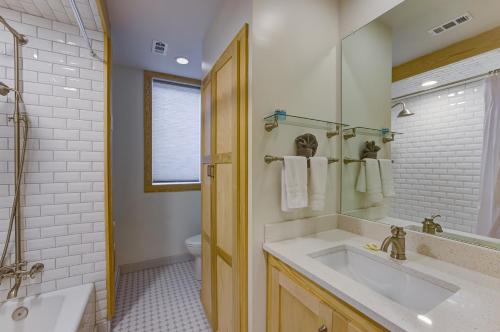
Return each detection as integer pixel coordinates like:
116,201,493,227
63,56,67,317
343,127,402,142
383,133,395,143
265,155,339,164
264,111,348,138
343,128,357,140
326,125,341,138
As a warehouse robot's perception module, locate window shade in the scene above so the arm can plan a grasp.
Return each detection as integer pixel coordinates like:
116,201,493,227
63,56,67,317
152,79,201,184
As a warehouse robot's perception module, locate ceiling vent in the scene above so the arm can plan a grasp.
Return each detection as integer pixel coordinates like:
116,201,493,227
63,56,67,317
428,12,473,36
152,40,167,55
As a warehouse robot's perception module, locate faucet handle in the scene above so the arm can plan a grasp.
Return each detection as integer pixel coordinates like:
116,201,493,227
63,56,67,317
390,225,406,237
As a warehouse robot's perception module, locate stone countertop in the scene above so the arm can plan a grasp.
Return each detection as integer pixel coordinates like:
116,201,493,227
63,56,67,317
263,229,500,332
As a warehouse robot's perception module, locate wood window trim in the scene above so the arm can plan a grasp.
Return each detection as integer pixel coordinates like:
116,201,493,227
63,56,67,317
144,70,202,193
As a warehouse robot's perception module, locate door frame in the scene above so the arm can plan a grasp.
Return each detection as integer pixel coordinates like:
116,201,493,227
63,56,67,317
95,0,115,319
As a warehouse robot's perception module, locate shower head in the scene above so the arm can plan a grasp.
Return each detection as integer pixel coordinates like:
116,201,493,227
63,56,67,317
392,102,414,118
0,82,13,96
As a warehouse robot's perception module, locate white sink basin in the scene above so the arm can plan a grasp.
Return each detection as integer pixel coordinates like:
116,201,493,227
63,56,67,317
309,245,459,313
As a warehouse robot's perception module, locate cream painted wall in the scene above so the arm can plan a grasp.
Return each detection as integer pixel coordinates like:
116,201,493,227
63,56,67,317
339,0,404,37
202,0,252,77
341,20,393,213
202,1,410,331
251,0,340,330
111,65,201,266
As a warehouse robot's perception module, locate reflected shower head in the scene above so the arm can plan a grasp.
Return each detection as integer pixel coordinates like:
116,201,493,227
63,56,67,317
0,82,13,96
392,102,414,118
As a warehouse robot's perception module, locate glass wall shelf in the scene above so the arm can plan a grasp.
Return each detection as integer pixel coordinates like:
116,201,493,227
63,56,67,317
343,127,402,143
264,112,349,138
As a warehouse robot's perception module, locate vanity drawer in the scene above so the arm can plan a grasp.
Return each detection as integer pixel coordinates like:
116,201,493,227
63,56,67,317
266,254,387,332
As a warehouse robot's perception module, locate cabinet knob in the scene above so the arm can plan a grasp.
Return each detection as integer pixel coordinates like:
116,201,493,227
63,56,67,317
318,325,328,332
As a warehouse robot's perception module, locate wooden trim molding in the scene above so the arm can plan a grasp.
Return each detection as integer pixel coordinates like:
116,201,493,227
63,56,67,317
393,25,500,82
143,70,202,192
95,0,115,320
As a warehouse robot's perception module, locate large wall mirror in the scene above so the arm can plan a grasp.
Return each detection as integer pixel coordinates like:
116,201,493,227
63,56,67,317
341,0,500,250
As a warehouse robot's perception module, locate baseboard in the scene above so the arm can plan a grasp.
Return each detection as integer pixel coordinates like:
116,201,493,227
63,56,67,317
119,253,193,274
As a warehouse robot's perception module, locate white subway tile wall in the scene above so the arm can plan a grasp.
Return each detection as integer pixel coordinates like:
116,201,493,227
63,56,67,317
392,48,500,99
0,6,107,326
391,81,485,233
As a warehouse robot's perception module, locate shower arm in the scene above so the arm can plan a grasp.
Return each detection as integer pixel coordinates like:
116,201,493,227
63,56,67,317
0,16,27,44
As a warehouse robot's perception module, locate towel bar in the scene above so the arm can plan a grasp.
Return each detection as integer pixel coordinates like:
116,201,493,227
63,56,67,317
343,158,394,165
264,155,339,165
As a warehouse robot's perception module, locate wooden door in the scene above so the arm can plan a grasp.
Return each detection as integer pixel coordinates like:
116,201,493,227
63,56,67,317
269,266,333,332
201,25,248,332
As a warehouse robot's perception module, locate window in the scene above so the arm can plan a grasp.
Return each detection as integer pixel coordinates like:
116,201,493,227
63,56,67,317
144,71,201,192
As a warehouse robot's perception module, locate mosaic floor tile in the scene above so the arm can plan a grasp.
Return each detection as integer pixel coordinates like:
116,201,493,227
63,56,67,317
112,261,212,332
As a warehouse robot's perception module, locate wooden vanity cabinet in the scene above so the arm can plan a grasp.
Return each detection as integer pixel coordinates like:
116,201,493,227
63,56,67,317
267,255,387,332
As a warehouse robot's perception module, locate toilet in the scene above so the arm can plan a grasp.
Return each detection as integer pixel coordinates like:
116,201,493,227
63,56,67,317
185,234,202,281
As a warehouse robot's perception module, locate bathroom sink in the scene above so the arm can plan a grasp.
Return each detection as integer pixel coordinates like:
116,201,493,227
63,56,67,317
309,245,459,313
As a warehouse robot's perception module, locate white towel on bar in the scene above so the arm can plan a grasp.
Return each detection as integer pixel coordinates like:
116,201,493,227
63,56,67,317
356,158,383,206
378,159,395,197
281,156,308,211
309,157,328,211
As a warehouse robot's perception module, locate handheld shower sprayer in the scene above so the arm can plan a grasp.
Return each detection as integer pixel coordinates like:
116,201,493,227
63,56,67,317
0,82,15,96
0,15,44,300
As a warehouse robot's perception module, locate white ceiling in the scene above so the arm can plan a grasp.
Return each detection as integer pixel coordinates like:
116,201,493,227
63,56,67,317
379,0,500,66
0,0,102,31
106,0,222,79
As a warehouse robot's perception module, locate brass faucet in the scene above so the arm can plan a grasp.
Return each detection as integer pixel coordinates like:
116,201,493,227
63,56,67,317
381,226,406,260
0,262,44,299
7,274,22,299
422,215,443,235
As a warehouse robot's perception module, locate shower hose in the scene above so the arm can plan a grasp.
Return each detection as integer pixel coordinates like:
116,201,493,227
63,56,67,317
0,100,29,268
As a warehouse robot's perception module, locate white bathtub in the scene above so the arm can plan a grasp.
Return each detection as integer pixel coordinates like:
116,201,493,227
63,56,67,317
0,283,95,332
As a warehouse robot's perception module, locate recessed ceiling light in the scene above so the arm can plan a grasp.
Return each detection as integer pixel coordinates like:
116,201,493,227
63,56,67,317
421,80,438,87
176,57,189,65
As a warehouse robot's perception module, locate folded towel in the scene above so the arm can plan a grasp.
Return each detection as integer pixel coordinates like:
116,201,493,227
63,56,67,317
378,159,395,197
309,157,328,211
356,159,383,206
281,156,308,211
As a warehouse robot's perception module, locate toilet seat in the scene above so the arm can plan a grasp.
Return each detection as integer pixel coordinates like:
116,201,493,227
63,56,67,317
186,234,201,248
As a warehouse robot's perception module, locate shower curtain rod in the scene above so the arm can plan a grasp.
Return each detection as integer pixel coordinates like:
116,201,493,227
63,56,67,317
392,68,500,101
68,0,100,60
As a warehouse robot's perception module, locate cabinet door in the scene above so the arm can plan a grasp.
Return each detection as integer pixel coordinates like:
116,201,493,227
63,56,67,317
269,266,333,332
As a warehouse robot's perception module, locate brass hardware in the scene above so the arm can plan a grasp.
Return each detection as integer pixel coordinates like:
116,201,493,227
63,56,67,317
265,116,279,132
0,17,44,299
207,164,215,178
326,125,341,138
11,306,29,321
343,128,357,140
422,214,443,235
264,155,339,165
381,226,406,260
343,158,394,165
318,324,328,332
382,133,395,143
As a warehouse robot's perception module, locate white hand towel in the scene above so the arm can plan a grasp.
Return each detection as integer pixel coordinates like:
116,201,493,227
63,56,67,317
309,157,328,211
356,159,383,206
378,159,395,197
281,156,308,211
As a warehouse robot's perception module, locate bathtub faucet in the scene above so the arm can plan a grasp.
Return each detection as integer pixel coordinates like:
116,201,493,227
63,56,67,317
7,274,22,299
0,262,44,299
